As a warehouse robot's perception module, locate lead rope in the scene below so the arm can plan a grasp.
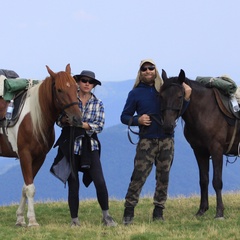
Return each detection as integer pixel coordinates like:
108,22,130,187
226,119,238,155
226,141,240,166
127,117,139,145
127,114,163,145
69,127,77,180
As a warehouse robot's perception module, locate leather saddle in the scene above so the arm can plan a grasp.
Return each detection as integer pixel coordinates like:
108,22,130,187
213,88,240,121
213,88,240,154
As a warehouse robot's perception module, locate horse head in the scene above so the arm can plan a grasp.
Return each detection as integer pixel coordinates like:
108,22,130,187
46,64,82,127
160,69,186,134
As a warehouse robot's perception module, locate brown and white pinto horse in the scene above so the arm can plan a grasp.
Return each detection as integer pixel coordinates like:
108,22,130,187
0,64,82,226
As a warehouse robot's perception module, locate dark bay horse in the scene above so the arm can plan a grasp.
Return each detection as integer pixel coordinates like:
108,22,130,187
0,64,82,226
160,69,240,219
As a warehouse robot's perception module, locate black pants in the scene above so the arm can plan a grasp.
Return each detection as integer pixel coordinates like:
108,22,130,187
67,150,109,218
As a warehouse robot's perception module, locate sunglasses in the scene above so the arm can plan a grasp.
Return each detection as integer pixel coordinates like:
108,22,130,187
80,79,95,84
140,65,155,72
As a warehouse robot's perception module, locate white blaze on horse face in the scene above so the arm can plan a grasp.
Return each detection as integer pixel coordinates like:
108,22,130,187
2,97,31,154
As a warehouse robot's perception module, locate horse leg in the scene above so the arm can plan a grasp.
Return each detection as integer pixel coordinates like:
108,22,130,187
25,156,46,227
211,155,224,219
15,184,27,227
194,150,210,216
25,183,39,227
18,162,39,226
18,152,40,227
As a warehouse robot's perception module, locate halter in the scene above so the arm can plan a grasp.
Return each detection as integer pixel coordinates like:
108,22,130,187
52,81,79,117
161,83,185,119
61,101,79,111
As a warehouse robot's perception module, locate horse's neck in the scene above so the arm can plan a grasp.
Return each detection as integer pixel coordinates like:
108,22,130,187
183,83,214,121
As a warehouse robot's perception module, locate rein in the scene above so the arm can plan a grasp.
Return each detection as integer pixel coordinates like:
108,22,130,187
62,102,79,111
52,81,79,117
161,83,185,119
128,114,163,145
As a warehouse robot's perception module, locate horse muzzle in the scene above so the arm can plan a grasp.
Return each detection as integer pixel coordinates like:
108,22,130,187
71,115,83,127
162,122,176,135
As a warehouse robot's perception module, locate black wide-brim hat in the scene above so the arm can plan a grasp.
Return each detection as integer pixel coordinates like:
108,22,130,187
73,70,101,86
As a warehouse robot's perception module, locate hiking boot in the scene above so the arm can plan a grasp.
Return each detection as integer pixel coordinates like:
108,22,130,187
153,206,164,221
70,218,80,227
122,207,134,225
102,215,117,227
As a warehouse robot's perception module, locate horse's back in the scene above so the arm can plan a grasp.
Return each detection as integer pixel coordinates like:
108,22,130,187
183,84,239,154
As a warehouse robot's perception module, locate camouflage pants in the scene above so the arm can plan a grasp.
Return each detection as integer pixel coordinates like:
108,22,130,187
125,137,174,209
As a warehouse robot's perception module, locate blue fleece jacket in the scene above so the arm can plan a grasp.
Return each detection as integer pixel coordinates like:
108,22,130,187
121,82,189,139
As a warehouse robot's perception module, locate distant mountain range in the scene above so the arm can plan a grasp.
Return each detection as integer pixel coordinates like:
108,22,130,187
1,80,240,206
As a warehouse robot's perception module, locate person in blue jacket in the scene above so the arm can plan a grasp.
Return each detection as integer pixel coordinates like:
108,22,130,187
121,59,192,225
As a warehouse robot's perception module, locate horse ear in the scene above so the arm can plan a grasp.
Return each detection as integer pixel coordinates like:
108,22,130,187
46,65,56,78
162,69,167,81
66,64,71,74
178,69,185,83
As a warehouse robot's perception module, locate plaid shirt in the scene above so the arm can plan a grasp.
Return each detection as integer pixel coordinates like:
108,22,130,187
74,94,105,155
57,94,105,155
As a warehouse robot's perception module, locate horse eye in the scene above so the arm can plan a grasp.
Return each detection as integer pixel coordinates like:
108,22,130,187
57,89,62,93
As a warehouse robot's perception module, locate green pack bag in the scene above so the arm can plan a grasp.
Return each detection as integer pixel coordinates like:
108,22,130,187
3,78,40,101
196,76,237,96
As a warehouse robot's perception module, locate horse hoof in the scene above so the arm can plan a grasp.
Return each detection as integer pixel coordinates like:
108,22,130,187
15,221,27,227
214,216,225,220
195,212,205,217
28,222,40,227
28,218,40,227
28,221,40,227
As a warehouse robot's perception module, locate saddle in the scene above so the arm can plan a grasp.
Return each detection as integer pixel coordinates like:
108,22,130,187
0,90,27,128
213,88,240,154
213,88,240,121
0,70,40,129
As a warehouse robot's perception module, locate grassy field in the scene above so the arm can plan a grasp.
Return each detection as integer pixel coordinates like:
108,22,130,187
1,193,240,240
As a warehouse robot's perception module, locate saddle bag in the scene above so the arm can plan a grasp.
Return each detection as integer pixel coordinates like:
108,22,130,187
196,75,237,96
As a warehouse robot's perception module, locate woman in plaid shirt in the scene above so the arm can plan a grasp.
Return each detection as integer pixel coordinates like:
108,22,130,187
53,70,116,227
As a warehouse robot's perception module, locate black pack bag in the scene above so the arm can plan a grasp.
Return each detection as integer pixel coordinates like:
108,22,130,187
0,69,19,78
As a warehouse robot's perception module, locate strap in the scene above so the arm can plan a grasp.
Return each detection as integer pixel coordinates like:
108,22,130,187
127,117,139,145
149,114,163,126
127,114,163,145
226,119,238,154
69,127,77,180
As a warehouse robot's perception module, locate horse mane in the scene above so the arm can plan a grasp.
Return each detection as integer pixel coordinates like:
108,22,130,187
29,79,49,146
161,75,204,93
160,76,179,92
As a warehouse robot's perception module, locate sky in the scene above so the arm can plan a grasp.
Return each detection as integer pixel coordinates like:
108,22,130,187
1,0,240,84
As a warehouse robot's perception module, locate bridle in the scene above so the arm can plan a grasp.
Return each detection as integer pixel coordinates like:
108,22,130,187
160,83,185,119
52,81,79,118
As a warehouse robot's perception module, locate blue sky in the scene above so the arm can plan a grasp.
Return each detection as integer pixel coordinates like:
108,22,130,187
1,0,240,83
